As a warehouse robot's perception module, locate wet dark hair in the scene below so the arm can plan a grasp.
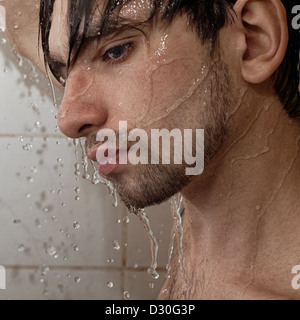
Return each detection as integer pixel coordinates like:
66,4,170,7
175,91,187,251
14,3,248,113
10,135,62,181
39,0,300,119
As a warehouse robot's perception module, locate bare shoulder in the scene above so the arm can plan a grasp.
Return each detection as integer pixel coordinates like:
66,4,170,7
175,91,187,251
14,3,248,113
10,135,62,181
1,0,44,70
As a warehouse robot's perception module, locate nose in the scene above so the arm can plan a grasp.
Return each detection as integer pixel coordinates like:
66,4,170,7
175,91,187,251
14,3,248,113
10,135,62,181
57,72,108,138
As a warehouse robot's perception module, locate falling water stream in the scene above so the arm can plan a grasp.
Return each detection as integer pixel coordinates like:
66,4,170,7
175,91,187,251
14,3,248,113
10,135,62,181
168,194,190,298
129,207,160,280
75,137,190,293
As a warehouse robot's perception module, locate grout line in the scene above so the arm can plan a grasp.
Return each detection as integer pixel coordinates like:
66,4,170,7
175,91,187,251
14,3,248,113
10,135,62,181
2,265,167,273
0,134,65,139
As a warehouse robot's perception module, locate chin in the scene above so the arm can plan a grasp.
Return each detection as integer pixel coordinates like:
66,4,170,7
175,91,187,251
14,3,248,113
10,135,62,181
109,163,193,210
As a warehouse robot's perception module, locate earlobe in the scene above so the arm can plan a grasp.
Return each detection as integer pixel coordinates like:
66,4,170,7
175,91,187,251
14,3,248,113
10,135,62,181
234,0,289,84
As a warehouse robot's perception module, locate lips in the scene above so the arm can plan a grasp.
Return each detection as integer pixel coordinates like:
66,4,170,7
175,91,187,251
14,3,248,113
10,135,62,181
98,152,120,175
87,148,98,163
87,147,129,176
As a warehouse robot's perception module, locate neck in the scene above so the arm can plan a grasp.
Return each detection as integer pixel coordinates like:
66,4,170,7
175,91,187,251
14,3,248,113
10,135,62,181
179,90,300,299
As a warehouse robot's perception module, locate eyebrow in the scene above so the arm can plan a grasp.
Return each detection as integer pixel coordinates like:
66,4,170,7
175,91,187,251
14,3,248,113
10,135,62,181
47,16,149,81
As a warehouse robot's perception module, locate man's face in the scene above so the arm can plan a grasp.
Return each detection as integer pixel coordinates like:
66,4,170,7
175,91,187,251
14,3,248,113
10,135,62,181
49,0,234,209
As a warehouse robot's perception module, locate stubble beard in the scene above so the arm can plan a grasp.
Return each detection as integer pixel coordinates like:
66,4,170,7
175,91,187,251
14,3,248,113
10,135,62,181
107,59,232,211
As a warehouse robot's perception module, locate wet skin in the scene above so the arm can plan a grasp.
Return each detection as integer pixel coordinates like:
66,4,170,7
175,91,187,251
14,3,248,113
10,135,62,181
3,0,300,299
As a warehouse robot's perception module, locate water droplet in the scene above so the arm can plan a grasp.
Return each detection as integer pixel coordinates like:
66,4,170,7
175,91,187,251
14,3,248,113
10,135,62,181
107,281,114,288
107,258,114,263
18,136,24,142
41,265,50,276
82,173,90,180
73,221,80,230
57,158,62,162
23,143,33,151
18,244,25,252
30,166,38,173
61,202,66,207
73,245,79,252
123,291,130,300
74,187,80,194
74,163,81,176
149,282,155,289
112,240,121,251
34,121,41,129
46,245,57,257
74,170,81,176
123,216,130,224
0,38,6,44
75,196,80,201
26,177,34,183
116,219,121,224
147,268,160,280
74,277,81,283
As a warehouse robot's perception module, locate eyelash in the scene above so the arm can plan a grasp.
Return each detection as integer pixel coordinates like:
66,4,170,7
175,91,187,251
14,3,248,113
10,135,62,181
100,42,134,65
51,42,134,86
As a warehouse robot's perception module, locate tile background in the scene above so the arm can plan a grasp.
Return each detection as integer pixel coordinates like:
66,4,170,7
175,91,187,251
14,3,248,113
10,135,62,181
0,33,173,300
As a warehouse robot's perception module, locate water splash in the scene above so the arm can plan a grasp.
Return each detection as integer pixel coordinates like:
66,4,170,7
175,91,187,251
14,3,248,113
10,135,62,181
78,139,90,180
75,138,119,208
46,65,58,108
130,207,159,280
112,240,121,251
123,291,130,300
168,194,190,298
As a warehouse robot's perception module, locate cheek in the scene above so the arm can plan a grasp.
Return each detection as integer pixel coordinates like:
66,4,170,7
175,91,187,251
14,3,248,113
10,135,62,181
103,57,208,129
96,63,152,127
137,57,207,128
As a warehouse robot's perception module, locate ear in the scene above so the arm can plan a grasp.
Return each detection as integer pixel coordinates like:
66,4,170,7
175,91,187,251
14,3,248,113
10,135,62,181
234,0,288,84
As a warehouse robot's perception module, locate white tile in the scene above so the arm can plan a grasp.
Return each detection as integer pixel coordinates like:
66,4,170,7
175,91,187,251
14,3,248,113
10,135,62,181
0,39,63,136
0,268,122,300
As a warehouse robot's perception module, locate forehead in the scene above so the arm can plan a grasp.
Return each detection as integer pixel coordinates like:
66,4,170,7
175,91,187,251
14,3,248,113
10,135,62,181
48,0,153,60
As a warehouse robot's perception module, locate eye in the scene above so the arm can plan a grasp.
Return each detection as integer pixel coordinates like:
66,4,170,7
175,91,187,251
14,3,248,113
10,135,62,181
101,43,133,64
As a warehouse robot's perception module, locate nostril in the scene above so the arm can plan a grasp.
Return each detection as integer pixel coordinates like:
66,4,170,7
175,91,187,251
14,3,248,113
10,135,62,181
78,124,93,134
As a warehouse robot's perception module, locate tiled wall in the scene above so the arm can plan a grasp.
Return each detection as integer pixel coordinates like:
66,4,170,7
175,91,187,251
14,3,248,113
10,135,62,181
0,36,173,300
